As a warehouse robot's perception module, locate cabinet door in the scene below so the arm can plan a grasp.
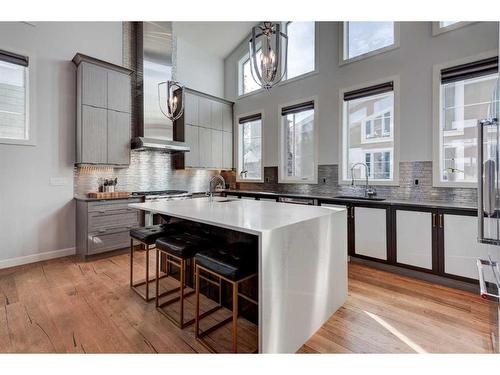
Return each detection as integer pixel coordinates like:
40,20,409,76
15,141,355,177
396,210,433,269
222,131,233,169
107,110,131,165
354,207,387,260
81,105,107,164
107,71,131,113
198,97,211,128
222,103,233,132
184,125,200,167
443,214,495,281
184,92,199,125
198,127,212,167
211,129,223,168
210,100,223,130
81,63,107,108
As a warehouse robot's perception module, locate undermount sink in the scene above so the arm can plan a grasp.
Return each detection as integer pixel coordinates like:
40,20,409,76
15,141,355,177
334,195,386,201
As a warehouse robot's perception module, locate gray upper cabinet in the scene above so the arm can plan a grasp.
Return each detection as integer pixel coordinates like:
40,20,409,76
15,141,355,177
211,130,223,167
107,110,131,165
184,124,200,167
107,70,132,113
222,103,233,132
210,100,223,130
73,53,133,166
198,127,212,168
222,131,233,169
198,97,211,128
184,92,199,125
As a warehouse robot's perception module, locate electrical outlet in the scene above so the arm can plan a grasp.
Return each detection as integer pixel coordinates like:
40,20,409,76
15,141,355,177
265,177,270,183
322,177,328,184
414,179,419,186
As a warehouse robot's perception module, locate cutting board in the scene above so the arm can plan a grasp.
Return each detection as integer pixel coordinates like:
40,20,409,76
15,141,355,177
87,192,131,199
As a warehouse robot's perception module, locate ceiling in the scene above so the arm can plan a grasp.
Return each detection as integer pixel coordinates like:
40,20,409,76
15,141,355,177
172,22,258,59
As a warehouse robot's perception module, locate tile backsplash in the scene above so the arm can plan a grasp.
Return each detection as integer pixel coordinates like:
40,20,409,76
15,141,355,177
237,161,477,205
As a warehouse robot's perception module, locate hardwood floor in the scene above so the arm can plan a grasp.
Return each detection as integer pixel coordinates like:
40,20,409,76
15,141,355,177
0,252,493,353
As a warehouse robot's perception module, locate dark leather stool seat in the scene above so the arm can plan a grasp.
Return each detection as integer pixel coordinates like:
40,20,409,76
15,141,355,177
130,225,168,245
155,233,206,259
195,243,257,281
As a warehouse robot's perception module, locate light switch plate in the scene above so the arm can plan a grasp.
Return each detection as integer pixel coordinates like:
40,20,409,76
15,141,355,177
50,177,69,186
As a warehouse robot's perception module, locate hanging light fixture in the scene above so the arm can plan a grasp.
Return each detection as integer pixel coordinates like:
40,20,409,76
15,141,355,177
249,22,288,91
158,80,185,121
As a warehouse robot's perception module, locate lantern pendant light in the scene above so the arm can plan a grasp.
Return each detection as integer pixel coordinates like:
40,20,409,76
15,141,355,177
158,80,185,121
249,22,288,91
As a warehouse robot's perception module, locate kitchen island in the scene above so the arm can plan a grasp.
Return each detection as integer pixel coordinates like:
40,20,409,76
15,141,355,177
129,197,348,353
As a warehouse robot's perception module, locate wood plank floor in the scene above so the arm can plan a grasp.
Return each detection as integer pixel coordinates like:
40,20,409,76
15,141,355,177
0,251,493,353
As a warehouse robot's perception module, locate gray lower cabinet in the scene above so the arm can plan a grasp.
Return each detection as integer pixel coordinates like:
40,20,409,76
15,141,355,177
76,198,142,258
107,110,131,165
81,105,107,164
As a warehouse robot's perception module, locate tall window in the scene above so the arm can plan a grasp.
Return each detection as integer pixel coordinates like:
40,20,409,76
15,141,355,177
342,81,395,183
239,49,262,96
0,50,29,144
238,113,262,181
437,57,499,185
285,21,315,80
280,100,316,182
343,22,395,61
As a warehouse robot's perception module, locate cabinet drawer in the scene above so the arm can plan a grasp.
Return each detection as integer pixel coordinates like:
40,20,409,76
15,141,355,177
88,229,130,255
88,198,142,212
88,210,139,232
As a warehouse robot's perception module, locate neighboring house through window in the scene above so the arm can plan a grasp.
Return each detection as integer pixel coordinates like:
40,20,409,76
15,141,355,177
238,113,263,181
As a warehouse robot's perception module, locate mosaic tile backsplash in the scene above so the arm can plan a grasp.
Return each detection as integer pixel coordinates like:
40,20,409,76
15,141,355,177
237,162,477,205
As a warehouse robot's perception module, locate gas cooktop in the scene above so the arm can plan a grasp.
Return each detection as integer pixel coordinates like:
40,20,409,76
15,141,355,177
131,190,190,197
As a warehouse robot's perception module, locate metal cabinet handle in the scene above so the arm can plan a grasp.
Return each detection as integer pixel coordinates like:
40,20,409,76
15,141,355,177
432,213,436,228
438,214,443,228
476,258,500,301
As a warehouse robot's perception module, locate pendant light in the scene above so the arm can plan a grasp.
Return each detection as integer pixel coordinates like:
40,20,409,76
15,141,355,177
249,22,288,91
158,80,185,121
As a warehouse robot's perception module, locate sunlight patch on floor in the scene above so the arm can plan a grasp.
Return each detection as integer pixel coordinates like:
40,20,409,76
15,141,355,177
364,310,427,353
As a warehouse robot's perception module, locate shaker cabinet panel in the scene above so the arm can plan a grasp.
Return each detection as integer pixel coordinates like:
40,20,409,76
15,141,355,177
81,105,107,164
81,63,108,108
354,207,387,260
107,110,131,165
211,130,223,168
198,127,212,167
222,104,233,132
184,125,200,167
222,131,233,170
210,100,223,130
396,210,433,269
198,97,211,128
184,92,199,125
107,71,131,113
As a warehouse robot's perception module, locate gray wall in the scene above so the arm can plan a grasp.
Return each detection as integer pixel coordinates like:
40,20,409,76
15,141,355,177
0,22,123,265
224,22,499,167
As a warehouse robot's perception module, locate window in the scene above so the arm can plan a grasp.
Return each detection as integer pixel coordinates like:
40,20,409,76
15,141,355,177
342,22,396,62
0,49,30,144
284,21,315,80
436,56,499,185
238,49,262,96
342,81,396,183
238,113,262,181
433,21,474,36
279,100,316,183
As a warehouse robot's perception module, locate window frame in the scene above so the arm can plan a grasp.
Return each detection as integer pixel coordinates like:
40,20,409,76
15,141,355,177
339,22,400,65
432,21,476,36
432,51,498,188
237,49,264,98
236,110,264,183
278,96,318,184
339,76,400,186
0,48,34,146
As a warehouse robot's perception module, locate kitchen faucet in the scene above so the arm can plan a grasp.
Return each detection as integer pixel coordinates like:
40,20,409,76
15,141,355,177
207,174,226,202
350,162,377,198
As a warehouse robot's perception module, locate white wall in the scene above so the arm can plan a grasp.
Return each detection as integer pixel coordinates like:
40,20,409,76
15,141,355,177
0,22,123,266
173,25,224,97
224,22,499,167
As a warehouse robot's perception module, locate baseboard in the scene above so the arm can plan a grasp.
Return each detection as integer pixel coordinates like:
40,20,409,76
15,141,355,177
0,247,76,270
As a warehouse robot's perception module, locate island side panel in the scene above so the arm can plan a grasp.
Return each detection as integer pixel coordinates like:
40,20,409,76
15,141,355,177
259,209,348,353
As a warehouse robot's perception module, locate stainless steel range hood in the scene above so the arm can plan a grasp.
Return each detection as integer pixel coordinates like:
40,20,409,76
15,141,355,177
132,21,190,153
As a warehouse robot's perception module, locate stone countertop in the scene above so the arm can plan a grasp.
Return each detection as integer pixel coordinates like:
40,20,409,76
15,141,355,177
129,197,344,235
221,189,478,211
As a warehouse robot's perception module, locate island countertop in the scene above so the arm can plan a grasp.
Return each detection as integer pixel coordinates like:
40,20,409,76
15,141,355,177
129,196,342,235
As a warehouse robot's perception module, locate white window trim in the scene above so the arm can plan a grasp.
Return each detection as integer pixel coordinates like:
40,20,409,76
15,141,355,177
432,50,498,188
278,96,318,184
339,22,400,66
237,45,264,98
236,110,264,183
0,47,35,146
432,22,476,36
339,75,400,186
360,108,393,144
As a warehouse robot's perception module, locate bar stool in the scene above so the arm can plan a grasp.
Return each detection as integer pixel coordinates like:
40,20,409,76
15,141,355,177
129,224,173,301
194,244,258,353
155,233,220,328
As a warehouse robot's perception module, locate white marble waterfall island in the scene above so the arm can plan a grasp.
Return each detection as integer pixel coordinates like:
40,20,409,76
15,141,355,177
129,197,348,353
